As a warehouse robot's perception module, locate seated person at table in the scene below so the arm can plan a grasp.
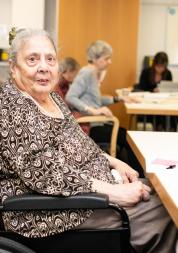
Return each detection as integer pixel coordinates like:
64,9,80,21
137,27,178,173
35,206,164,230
54,57,80,99
0,28,177,253
66,40,141,171
54,57,89,134
138,52,176,130
138,51,172,92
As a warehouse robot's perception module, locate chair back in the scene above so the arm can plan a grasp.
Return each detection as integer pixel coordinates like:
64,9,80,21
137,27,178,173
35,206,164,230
77,115,119,157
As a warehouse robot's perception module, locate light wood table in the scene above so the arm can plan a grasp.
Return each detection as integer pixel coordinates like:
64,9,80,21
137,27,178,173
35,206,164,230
124,92,178,131
127,131,178,228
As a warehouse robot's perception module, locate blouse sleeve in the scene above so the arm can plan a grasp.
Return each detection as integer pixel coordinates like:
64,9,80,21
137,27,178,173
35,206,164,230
1,97,95,197
138,68,157,92
65,72,89,112
101,96,114,106
138,68,149,91
166,69,173,81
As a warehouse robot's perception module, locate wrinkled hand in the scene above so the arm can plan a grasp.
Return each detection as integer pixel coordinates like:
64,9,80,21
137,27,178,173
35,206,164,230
109,158,151,206
92,178,151,207
112,158,139,183
112,181,151,206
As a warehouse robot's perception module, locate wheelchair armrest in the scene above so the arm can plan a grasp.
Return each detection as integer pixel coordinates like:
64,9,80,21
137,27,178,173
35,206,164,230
1,193,130,228
1,193,110,211
0,193,129,227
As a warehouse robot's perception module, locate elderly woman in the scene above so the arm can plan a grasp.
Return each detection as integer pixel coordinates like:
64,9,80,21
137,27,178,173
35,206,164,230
0,29,177,252
65,40,142,172
65,40,123,116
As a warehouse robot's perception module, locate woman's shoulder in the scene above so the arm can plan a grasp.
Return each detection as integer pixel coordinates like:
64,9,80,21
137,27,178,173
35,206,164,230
1,80,17,95
70,66,96,89
0,80,24,107
166,68,172,74
51,91,66,106
51,91,74,117
164,68,173,80
0,80,40,119
0,81,35,128
78,65,95,78
141,67,152,75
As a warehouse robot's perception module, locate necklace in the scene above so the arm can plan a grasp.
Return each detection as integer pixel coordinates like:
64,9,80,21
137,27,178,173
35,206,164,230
21,91,64,119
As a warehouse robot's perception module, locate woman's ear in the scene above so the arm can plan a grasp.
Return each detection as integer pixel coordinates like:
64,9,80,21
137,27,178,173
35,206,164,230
9,60,16,79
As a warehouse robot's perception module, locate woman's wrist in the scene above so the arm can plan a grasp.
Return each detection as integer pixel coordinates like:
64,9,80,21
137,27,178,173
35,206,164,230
91,178,122,204
91,178,115,194
102,153,119,168
84,106,99,115
84,106,94,114
113,96,124,103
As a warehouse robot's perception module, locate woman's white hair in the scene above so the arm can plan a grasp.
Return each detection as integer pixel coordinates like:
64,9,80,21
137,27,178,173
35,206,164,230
87,40,112,63
8,28,57,63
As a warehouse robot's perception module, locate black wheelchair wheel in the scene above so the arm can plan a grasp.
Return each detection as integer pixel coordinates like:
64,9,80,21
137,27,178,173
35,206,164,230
0,237,36,253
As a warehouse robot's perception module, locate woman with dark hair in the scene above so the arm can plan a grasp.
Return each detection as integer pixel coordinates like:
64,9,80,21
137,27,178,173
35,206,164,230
138,52,177,131
138,52,172,92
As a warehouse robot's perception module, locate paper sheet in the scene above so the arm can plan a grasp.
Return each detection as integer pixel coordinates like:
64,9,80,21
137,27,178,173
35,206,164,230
146,157,178,172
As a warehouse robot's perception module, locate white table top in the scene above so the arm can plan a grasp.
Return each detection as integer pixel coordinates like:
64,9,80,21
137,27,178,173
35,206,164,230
124,92,178,115
127,131,178,227
127,131,178,165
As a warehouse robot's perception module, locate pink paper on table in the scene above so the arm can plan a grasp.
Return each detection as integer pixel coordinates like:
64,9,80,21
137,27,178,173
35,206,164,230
152,158,178,166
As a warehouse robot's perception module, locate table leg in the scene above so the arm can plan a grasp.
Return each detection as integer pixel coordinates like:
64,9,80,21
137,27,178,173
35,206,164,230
143,115,147,131
165,116,170,131
129,115,137,130
153,116,156,131
175,117,178,132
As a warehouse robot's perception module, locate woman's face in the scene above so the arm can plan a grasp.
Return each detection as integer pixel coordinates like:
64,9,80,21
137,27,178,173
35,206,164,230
155,64,166,74
10,35,59,98
62,69,78,82
93,55,112,71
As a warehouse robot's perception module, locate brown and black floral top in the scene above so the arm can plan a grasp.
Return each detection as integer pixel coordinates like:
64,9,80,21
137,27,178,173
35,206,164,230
0,81,114,238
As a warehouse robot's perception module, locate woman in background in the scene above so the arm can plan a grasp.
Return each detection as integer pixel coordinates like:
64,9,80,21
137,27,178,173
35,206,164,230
54,57,80,99
138,51,172,92
54,57,90,134
138,52,176,130
66,40,143,174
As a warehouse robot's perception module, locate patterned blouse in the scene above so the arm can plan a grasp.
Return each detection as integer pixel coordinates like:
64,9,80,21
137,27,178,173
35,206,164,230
0,80,115,238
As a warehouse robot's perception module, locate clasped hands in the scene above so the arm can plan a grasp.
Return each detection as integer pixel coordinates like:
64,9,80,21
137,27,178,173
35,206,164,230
110,158,151,207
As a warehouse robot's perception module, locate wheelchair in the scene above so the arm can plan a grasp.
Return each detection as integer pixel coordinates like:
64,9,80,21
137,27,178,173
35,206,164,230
0,193,136,253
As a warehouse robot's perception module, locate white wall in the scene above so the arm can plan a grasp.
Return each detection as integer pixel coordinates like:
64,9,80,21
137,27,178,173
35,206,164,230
137,0,178,82
0,0,12,49
0,0,45,49
44,0,58,45
11,0,44,29
0,0,11,25
0,0,46,81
